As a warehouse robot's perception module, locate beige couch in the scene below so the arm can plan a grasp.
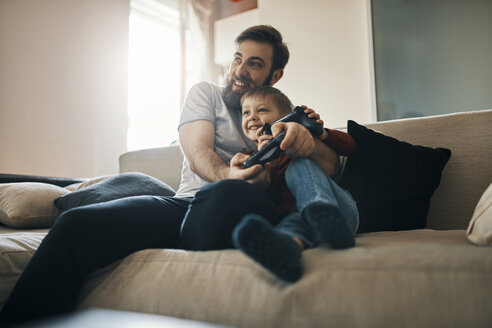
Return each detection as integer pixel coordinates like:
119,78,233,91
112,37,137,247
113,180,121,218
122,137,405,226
1,110,491,327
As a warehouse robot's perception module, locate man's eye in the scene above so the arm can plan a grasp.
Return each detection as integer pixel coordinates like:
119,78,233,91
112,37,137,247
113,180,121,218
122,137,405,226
234,57,241,63
249,61,262,68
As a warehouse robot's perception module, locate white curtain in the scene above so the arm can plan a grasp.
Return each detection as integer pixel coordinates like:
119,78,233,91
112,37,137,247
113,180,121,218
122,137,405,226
180,0,215,104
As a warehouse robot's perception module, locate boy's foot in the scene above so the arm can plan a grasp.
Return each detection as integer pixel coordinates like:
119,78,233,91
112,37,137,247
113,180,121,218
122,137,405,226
232,214,302,283
303,202,355,249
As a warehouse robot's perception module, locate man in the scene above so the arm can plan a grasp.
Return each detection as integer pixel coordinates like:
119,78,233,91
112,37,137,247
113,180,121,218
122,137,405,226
0,25,338,324
178,25,339,250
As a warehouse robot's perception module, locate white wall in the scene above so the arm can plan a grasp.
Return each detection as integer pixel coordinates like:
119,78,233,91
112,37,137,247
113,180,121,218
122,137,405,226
0,0,129,178
258,0,375,127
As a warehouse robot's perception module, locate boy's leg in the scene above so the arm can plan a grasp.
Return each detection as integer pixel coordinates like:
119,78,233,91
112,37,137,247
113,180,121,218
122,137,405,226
286,159,358,249
0,196,189,324
179,179,278,251
232,213,302,283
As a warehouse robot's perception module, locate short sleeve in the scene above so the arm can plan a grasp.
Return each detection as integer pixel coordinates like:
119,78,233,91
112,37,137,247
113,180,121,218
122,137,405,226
178,82,217,129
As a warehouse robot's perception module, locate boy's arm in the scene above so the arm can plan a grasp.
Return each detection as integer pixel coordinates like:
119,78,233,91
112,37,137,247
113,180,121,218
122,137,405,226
321,129,356,156
302,106,356,156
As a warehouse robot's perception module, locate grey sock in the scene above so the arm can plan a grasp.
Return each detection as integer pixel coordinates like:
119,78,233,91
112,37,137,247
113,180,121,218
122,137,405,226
233,214,303,283
303,202,355,249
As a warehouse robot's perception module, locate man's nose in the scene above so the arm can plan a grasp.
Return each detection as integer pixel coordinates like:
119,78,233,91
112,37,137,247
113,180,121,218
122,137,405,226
236,62,249,77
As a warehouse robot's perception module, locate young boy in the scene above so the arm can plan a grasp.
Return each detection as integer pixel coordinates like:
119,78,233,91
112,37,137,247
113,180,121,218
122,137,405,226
233,86,359,283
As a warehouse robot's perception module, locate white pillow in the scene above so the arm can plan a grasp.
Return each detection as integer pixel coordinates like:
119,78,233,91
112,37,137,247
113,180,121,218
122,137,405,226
467,183,492,246
0,183,70,228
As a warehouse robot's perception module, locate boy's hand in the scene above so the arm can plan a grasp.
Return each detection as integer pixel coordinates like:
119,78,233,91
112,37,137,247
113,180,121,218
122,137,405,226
301,105,329,140
257,134,273,150
229,153,270,188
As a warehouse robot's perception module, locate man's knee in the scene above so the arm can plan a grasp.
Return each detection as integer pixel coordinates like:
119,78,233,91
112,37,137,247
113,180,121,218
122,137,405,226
196,179,253,202
180,179,277,250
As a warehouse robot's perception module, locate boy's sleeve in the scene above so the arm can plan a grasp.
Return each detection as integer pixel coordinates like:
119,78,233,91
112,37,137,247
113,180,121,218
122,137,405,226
322,128,356,156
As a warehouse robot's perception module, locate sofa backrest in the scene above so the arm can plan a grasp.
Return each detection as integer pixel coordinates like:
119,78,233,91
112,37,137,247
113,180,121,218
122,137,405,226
119,144,184,193
119,109,492,230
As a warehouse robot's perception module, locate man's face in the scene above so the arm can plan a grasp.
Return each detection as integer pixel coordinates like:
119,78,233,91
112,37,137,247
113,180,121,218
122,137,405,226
241,95,285,142
223,40,277,112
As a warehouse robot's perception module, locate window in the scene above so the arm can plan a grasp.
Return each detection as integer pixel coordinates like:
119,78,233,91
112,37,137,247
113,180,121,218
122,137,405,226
372,0,492,121
128,0,181,151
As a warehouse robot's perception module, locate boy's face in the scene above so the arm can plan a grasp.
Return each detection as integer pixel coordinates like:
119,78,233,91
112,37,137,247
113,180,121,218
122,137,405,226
241,95,285,142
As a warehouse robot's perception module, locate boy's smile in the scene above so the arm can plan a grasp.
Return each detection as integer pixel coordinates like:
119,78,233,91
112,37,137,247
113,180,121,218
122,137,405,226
241,96,284,142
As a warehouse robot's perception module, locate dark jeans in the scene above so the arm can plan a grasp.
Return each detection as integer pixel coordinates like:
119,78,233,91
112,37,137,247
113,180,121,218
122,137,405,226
180,179,278,250
0,180,276,324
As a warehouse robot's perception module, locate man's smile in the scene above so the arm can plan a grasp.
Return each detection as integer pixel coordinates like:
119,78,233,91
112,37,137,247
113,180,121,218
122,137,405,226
233,77,251,90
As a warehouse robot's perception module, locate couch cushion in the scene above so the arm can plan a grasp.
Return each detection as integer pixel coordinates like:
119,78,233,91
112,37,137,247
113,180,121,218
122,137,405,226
467,183,492,245
119,144,184,192
54,172,176,211
339,120,451,233
0,183,70,228
0,230,47,311
78,229,492,328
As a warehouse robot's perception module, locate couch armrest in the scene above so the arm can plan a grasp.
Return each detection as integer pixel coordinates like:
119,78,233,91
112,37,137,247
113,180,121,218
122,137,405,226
119,144,183,191
0,173,84,187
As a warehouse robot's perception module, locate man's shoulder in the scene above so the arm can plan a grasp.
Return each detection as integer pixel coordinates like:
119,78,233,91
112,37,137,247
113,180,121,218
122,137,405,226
190,81,223,95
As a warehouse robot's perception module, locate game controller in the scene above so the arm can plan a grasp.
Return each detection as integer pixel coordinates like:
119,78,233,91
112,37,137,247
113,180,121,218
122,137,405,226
242,106,323,168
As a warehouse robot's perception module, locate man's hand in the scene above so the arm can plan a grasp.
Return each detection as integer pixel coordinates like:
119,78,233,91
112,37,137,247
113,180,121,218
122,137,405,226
230,153,271,189
269,114,339,178
271,122,315,158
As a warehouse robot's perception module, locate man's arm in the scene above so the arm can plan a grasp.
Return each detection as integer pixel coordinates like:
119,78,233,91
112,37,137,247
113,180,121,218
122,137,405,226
271,122,340,178
179,120,268,183
308,138,340,178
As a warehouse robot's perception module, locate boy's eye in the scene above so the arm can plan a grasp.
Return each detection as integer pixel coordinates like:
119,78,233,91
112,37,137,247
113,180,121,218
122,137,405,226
258,107,268,112
242,110,249,116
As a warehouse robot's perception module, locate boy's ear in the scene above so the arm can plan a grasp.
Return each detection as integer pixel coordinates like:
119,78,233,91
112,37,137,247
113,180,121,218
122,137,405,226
269,69,284,86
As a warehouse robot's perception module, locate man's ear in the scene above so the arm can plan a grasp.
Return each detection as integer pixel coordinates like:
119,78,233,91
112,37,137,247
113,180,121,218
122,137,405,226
269,69,284,86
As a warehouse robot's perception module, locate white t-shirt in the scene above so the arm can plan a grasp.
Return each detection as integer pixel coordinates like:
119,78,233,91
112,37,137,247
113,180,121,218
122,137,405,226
175,81,256,198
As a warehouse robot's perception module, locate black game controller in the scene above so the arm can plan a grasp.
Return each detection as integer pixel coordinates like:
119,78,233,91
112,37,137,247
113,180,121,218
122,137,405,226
242,106,323,168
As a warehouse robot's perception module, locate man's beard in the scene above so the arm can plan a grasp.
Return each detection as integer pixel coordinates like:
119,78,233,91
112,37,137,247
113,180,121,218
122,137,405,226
222,70,274,112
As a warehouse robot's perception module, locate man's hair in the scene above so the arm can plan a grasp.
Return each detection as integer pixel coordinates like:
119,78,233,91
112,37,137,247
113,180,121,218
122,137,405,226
235,25,290,72
241,86,293,115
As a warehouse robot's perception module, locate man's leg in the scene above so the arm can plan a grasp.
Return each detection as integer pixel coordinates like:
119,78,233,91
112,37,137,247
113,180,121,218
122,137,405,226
179,179,278,250
0,196,189,324
285,159,358,249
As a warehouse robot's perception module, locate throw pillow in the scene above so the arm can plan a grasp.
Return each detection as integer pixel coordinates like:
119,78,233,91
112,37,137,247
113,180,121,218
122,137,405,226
54,172,176,211
467,183,492,246
339,120,451,233
0,182,70,228
65,175,112,191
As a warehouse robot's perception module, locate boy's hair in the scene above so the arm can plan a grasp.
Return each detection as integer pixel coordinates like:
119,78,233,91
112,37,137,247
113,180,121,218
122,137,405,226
241,86,293,116
235,25,290,73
